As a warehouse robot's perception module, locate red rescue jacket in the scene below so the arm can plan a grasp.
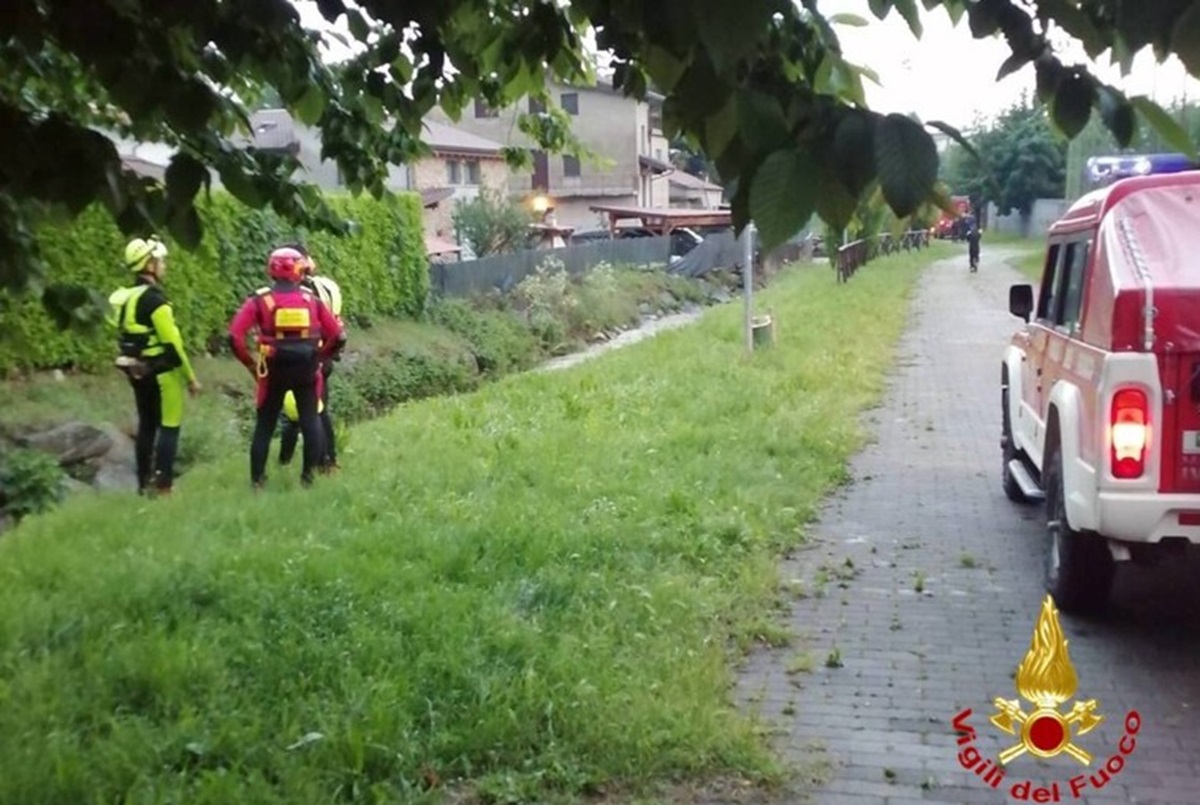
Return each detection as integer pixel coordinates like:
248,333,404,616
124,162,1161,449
228,283,343,377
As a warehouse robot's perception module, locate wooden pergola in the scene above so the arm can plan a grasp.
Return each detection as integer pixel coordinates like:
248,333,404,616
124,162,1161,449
588,204,732,236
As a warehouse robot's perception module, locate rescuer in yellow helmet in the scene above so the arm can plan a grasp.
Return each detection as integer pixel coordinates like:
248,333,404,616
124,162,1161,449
106,236,202,496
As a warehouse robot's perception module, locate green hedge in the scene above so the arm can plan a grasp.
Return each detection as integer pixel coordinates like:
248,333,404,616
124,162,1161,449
0,190,428,375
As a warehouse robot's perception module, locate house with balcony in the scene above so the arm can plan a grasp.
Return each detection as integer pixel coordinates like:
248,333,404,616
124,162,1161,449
431,78,678,231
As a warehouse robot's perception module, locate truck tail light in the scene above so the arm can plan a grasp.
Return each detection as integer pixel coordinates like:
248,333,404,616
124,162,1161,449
1110,388,1149,479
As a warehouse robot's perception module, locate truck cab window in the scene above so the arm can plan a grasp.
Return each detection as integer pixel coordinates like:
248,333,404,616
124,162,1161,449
1036,244,1062,322
1056,240,1090,329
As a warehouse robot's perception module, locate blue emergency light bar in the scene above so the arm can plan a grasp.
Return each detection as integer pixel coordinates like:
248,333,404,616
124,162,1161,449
1085,153,1199,186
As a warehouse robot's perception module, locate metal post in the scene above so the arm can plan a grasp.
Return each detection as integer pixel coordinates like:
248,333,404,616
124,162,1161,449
743,222,754,353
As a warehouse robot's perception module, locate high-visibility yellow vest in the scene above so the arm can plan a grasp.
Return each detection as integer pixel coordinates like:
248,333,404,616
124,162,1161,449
107,284,166,359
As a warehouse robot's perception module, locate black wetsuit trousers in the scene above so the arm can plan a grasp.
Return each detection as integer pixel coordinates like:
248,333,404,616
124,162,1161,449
251,364,321,484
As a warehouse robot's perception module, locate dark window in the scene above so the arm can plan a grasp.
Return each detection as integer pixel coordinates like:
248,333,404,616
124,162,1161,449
649,104,663,132
446,159,461,185
1036,244,1062,322
465,160,480,185
1056,240,1091,328
561,92,579,115
474,98,498,118
529,97,546,114
563,155,581,178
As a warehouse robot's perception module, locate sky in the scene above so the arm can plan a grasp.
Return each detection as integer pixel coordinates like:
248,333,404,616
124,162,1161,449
292,0,1200,131
818,1,1200,129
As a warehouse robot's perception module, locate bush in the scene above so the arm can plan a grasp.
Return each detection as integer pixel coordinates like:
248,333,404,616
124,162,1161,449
0,191,428,375
451,186,535,257
428,298,542,376
0,447,67,524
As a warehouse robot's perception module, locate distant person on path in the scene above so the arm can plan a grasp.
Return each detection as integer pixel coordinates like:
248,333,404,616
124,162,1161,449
106,236,202,496
228,247,345,489
966,214,981,271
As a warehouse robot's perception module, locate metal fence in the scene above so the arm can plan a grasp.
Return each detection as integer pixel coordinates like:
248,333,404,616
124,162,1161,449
835,229,931,283
429,236,671,297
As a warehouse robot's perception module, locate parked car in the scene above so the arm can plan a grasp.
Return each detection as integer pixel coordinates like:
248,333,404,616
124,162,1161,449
571,226,703,260
1001,166,1200,614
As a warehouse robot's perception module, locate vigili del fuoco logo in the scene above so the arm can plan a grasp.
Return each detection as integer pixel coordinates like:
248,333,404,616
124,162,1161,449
950,595,1141,801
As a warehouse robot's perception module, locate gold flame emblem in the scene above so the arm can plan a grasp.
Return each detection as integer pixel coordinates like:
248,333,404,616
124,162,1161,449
989,595,1104,765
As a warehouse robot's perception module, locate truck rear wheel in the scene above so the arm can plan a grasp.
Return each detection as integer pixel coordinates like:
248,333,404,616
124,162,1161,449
1044,446,1114,615
1002,387,1030,503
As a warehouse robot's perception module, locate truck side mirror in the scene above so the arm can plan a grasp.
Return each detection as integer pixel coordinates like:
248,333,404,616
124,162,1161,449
1009,284,1033,322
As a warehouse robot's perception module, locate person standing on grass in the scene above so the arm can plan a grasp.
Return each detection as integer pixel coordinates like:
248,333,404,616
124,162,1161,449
275,242,344,473
228,247,345,489
106,236,202,497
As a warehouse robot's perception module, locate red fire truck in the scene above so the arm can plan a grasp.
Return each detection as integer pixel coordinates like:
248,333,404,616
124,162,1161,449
1002,167,1200,614
935,195,971,239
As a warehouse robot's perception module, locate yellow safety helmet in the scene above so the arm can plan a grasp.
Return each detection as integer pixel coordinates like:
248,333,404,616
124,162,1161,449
282,390,324,421
124,236,168,273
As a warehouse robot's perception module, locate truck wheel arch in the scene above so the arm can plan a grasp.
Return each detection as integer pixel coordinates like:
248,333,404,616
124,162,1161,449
1044,384,1098,532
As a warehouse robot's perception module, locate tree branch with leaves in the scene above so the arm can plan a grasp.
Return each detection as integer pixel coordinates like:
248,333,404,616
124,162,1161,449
4,0,1200,327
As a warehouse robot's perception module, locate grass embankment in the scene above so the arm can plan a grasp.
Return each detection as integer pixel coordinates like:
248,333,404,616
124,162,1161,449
1013,247,1046,281
977,231,1044,281
0,265,709,484
0,247,943,804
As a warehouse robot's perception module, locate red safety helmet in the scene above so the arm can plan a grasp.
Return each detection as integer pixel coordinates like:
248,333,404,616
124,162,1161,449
267,247,306,282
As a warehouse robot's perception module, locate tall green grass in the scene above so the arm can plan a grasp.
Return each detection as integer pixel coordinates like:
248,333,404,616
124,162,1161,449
0,246,947,803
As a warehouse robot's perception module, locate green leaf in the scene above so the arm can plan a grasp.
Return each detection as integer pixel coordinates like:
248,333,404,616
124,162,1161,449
828,13,870,27
1171,2,1200,77
736,89,790,154
996,50,1033,80
1097,87,1135,148
868,0,893,21
1110,33,1135,76
749,148,819,250
705,94,739,160
926,119,981,164
1038,0,1107,59
167,204,203,249
967,0,1002,38
316,0,347,23
874,113,938,218
694,0,773,72
827,55,867,107
164,153,209,206
295,83,328,126
815,165,862,231
832,110,876,197
643,45,687,92
1034,56,1062,104
1130,95,1199,159
1050,71,1093,139
346,10,369,41
893,0,923,37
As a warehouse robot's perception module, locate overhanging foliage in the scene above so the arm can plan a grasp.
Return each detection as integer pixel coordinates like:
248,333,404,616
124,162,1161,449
3,0,1200,326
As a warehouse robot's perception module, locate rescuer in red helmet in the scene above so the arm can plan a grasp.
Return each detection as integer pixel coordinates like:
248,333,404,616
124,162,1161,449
228,247,346,489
